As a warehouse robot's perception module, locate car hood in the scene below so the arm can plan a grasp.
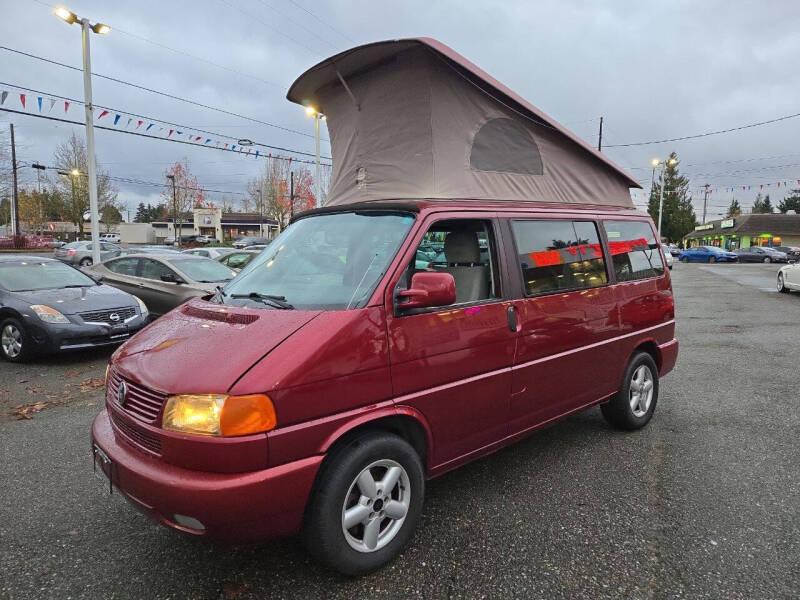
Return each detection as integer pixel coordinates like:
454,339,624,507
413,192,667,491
13,285,136,315
112,297,321,394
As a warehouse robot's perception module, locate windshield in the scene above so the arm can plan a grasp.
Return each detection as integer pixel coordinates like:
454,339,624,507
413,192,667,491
169,258,236,283
220,211,415,310
0,260,96,291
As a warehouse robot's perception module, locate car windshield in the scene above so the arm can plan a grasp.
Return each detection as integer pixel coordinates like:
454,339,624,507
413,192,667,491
168,258,236,283
220,211,415,310
0,260,96,291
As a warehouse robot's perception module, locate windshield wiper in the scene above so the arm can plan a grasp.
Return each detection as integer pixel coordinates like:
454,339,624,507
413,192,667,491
63,284,91,288
230,292,294,310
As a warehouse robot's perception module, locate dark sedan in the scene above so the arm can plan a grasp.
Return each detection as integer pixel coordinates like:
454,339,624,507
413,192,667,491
88,254,236,317
0,256,148,361
734,246,789,263
773,246,800,262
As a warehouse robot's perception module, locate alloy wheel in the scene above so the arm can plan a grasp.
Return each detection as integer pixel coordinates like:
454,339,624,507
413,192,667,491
777,274,785,292
341,459,411,553
629,364,654,418
764,257,771,263
1,324,22,358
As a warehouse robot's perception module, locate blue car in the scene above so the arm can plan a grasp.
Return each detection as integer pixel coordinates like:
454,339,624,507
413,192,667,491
679,245,738,263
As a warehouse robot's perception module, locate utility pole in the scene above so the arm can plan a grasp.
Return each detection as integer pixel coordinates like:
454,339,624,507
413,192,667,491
701,184,710,224
32,162,47,232
166,174,178,247
597,116,603,152
257,187,263,237
657,165,666,241
80,18,101,263
9,124,19,236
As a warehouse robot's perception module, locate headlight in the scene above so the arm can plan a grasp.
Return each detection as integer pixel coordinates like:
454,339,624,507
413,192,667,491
162,393,276,437
132,295,148,317
30,304,70,324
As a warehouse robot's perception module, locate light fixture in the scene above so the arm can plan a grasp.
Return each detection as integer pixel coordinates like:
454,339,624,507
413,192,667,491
92,23,110,34
71,168,80,176
651,158,660,167
305,106,317,117
54,6,77,23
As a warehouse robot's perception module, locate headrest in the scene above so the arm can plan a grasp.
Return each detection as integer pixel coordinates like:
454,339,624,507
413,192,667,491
444,230,480,264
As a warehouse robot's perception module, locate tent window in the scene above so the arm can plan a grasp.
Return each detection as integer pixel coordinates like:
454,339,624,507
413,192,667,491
469,118,543,175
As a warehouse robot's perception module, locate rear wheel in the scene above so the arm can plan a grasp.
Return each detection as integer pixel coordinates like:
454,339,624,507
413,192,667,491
79,257,93,267
778,273,789,293
0,318,33,362
764,257,771,263
680,256,689,263
601,352,659,430
708,256,716,263
302,432,425,575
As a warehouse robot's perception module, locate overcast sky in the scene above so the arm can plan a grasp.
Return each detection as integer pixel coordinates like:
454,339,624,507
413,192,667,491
2,0,799,221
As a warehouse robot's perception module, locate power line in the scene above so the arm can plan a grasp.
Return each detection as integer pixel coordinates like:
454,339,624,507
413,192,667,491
0,106,331,166
28,0,281,90
0,45,329,142
0,81,331,160
605,110,800,148
286,0,358,45
253,0,340,52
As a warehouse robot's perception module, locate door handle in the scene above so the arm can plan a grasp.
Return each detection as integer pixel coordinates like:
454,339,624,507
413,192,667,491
506,305,518,332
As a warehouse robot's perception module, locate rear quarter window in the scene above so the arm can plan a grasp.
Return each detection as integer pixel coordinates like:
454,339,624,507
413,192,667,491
602,220,664,282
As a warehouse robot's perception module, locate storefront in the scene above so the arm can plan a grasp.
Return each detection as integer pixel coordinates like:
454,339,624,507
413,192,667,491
683,214,800,250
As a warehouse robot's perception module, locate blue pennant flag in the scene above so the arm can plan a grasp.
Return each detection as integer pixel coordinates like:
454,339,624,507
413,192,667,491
113,114,121,125
254,150,259,158
37,97,42,112
176,130,183,135
204,138,211,144
231,145,236,151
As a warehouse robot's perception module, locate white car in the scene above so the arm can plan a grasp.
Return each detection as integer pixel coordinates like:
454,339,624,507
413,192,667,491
181,247,234,259
664,250,674,270
99,233,120,243
777,262,800,293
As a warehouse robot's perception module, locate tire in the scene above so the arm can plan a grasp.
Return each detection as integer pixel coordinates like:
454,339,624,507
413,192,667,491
302,432,425,576
708,256,716,263
680,256,688,263
601,352,659,430
764,257,771,263
778,273,789,293
79,257,93,266
0,317,33,362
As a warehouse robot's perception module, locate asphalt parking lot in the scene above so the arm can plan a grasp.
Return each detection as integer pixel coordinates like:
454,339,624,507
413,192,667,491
1,262,798,599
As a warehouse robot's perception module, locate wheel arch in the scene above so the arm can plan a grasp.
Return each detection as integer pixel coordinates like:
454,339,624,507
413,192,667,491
631,339,662,372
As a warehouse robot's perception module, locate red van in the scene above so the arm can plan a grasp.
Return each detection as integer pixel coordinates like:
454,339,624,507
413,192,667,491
91,39,677,575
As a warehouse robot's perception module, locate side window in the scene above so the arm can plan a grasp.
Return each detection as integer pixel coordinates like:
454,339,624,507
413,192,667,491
139,259,174,281
105,258,139,276
511,219,607,296
408,219,499,305
603,220,664,282
226,253,252,269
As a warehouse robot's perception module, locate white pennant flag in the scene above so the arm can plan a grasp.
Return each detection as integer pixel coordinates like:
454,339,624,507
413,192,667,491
126,118,132,128
49,98,57,111
0,91,7,105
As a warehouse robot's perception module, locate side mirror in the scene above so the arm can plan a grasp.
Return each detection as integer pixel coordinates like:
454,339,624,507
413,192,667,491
397,271,456,310
160,273,182,284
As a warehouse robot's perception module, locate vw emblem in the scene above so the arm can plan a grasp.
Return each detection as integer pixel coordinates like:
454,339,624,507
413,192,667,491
117,381,128,406
109,312,120,322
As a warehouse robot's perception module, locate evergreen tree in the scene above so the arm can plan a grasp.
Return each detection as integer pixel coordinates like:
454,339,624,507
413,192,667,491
763,194,773,214
778,189,800,213
647,152,697,242
726,198,742,217
751,193,770,214
134,202,147,223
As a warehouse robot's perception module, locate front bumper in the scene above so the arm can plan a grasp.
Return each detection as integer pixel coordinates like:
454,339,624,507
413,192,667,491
91,410,323,544
26,315,146,353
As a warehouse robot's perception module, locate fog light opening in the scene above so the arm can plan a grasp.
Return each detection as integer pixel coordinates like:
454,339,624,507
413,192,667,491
173,514,205,531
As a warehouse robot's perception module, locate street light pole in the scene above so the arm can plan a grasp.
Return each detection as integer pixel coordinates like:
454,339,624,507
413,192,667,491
257,187,263,237
314,114,321,206
166,174,178,247
657,165,666,240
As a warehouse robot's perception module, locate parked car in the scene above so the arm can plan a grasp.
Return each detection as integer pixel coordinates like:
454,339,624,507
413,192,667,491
777,261,800,292
733,246,788,263
772,246,800,262
664,250,674,269
88,254,236,317
91,205,678,574
216,250,262,272
232,236,270,249
196,235,219,244
54,241,123,266
100,233,121,243
666,244,681,257
182,247,235,259
679,245,738,263
0,256,147,361
121,246,182,255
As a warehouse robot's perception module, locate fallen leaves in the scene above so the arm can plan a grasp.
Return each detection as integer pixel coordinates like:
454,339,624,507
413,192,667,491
221,583,252,599
79,377,105,393
12,400,62,420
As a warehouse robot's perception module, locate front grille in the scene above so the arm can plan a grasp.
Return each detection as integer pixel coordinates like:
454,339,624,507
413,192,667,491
109,410,162,455
107,367,167,423
80,307,137,324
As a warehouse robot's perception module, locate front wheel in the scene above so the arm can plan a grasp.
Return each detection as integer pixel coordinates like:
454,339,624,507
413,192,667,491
302,432,425,575
680,256,688,263
708,256,716,263
601,352,659,430
764,257,771,263
0,318,33,362
778,273,789,293
79,257,93,267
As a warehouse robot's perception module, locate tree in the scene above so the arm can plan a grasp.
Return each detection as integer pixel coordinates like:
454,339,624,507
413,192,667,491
162,159,206,237
246,159,317,231
751,193,773,214
778,189,800,213
647,152,696,242
52,132,118,236
134,202,148,223
726,198,742,217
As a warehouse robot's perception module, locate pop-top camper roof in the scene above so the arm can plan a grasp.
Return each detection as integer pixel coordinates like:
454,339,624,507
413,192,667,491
287,38,640,208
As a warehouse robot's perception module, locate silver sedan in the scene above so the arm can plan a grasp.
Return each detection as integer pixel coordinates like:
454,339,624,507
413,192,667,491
53,241,123,267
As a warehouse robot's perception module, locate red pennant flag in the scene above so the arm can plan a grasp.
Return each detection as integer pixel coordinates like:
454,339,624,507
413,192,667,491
742,186,745,191
98,109,109,119
760,184,763,189
64,101,70,113
778,182,781,187
137,120,143,128
168,129,174,137
19,94,26,108
288,157,293,166
224,143,229,149
195,136,201,142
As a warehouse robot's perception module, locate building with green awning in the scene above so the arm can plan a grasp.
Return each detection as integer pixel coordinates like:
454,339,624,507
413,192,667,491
683,214,800,250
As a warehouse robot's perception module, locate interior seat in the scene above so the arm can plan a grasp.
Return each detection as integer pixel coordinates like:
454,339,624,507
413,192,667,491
435,230,490,303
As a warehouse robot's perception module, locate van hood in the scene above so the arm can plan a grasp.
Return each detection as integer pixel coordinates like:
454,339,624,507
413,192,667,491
14,284,136,315
112,298,320,394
